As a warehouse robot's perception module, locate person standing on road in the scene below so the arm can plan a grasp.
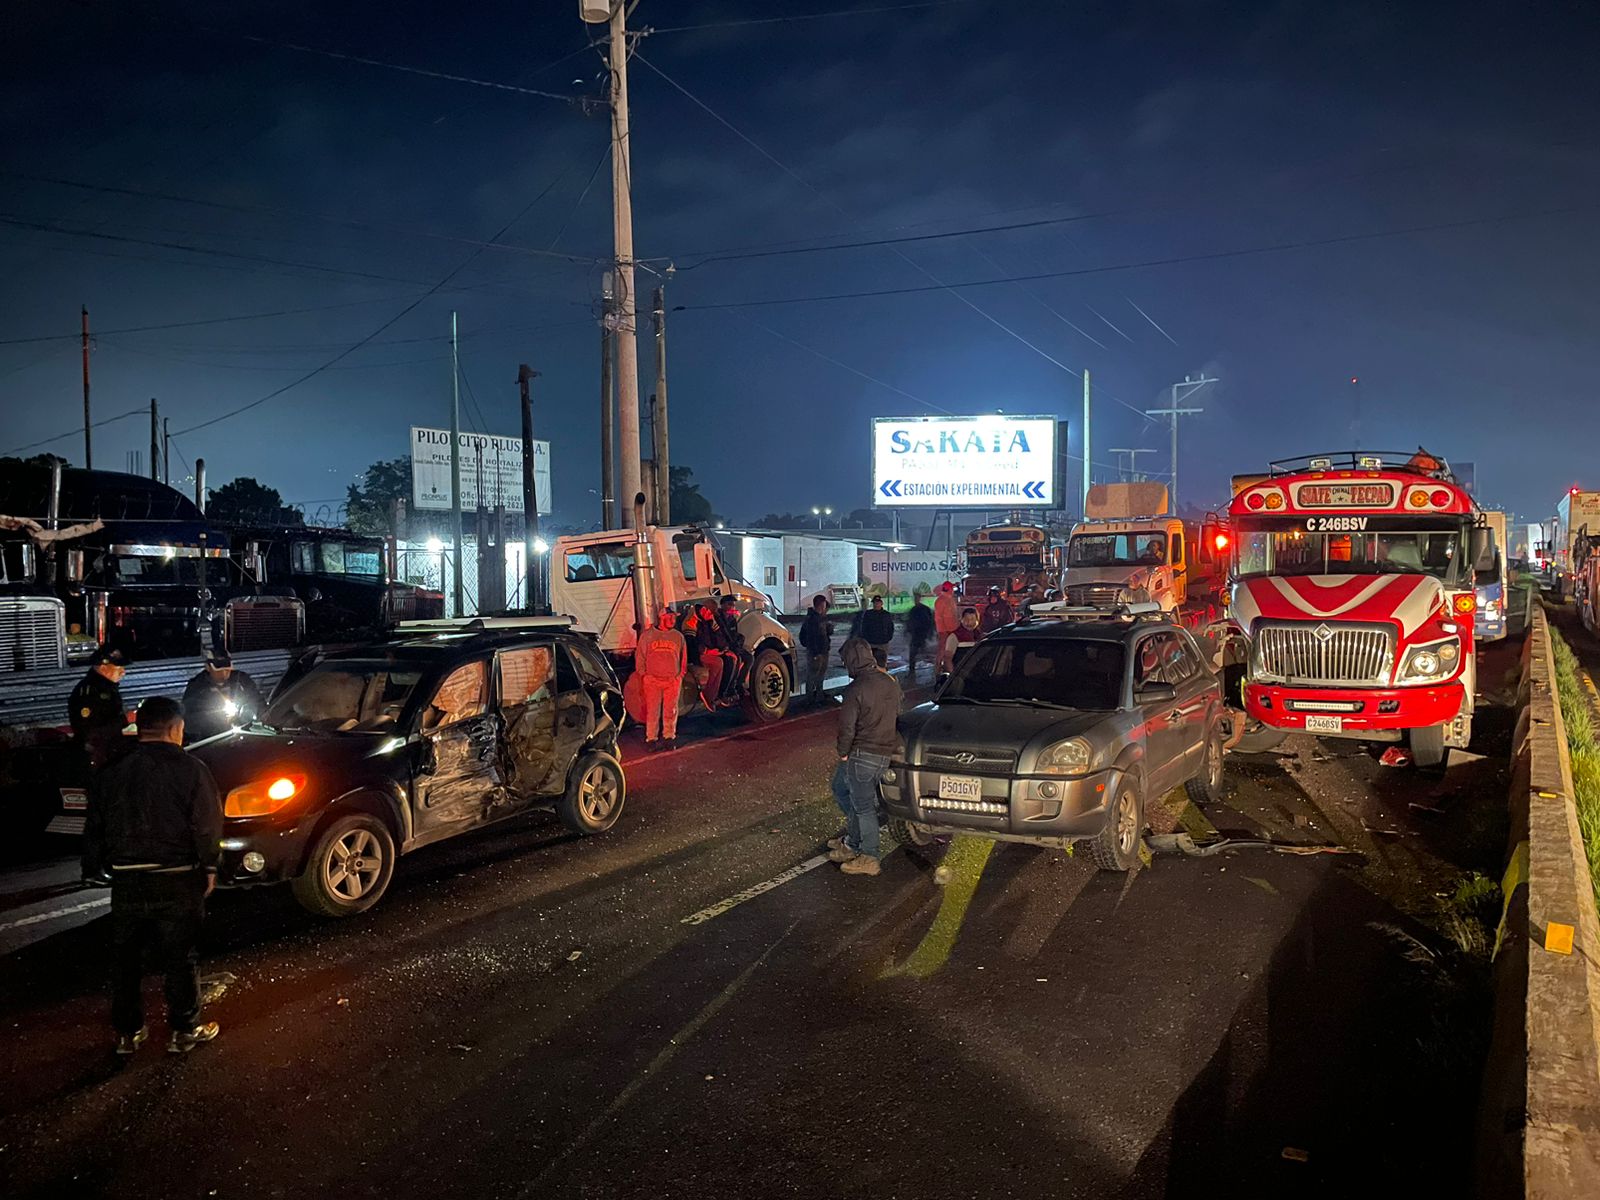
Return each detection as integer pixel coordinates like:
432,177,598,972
828,637,902,877
860,595,895,668
181,650,266,744
69,647,132,770
81,696,223,1056
934,582,960,673
635,609,687,751
905,594,935,680
797,594,835,704
947,607,982,670
981,586,1015,634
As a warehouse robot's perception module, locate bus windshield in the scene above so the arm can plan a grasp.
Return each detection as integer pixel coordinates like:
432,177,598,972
1234,525,1465,585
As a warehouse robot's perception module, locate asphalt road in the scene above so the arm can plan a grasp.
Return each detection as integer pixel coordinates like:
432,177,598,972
0,641,1519,1199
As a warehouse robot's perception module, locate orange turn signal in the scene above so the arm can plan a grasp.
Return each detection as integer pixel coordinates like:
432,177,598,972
226,773,305,818
1452,594,1476,615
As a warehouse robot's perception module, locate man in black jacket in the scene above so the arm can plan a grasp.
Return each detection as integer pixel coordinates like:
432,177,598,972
797,594,834,704
182,650,266,743
829,638,902,877
859,596,895,667
904,595,936,680
83,697,223,1056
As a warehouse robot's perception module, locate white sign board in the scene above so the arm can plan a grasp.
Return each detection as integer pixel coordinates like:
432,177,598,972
871,415,1060,509
410,427,551,515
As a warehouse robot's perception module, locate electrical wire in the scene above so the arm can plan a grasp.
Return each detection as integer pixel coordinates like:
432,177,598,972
1126,297,1179,347
0,294,429,346
2,406,149,457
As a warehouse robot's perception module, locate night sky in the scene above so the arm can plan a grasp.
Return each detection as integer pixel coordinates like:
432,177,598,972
3,0,1597,530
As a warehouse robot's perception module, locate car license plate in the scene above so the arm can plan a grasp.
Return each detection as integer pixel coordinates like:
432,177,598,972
1304,715,1343,734
59,788,88,811
938,775,983,802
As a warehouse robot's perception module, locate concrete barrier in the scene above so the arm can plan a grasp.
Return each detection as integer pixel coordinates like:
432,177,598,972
1479,605,1600,1196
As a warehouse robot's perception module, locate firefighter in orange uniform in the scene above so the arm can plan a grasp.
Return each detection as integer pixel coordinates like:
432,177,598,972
635,609,688,751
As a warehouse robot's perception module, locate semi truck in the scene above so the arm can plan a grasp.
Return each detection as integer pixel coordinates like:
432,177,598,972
1475,510,1509,643
1552,488,1600,599
1060,482,1229,625
1224,449,1494,768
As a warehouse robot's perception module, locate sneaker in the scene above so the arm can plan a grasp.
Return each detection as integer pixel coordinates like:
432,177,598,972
115,1027,148,1056
644,739,660,751
827,844,858,863
168,1022,221,1054
664,739,678,751
839,854,880,876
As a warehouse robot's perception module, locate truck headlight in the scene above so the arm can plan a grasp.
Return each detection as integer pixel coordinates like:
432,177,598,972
1037,738,1092,775
1396,638,1461,685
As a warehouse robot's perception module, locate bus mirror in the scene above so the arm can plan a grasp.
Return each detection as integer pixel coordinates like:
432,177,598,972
1469,528,1496,574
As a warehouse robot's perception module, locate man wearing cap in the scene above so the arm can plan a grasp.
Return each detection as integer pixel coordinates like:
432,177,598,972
68,647,131,769
82,696,223,1055
934,581,960,673
182,650,265,744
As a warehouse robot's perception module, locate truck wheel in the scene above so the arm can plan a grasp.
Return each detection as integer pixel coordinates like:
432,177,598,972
740,648,790,724
292,813,396,918
1409,724,1447,770
558,752,626,836
1087,782,1143,872
1184,730,1227,805
1232,722,1288,754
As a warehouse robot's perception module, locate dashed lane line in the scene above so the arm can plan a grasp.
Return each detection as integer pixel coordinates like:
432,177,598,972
680,854,830,926
0,894,109,933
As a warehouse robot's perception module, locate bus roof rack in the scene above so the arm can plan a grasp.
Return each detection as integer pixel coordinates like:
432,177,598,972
1027,599,1171,625
1263,449,1456,481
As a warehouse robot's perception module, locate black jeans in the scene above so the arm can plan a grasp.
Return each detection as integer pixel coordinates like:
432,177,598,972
110,870,206,1035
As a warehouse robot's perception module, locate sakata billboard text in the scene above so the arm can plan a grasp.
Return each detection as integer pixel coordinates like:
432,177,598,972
410,427,551,515
871,415,1060,509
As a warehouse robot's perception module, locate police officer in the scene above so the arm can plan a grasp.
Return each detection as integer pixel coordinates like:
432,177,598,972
182,650,265,744
69,647,131,769
82,696,223,1055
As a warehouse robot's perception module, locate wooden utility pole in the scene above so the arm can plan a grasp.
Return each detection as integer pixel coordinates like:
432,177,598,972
149,399,159,481
606,1,642,528
652,284,670,524
600,277,616,529
449,311,464,617
519,363,545,612
80,306,92,468
162,418,170,485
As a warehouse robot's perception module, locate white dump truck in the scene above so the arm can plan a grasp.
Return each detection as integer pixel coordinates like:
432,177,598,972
550,523,797,723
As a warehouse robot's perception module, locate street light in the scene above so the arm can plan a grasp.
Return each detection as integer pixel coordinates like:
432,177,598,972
532,537,549,555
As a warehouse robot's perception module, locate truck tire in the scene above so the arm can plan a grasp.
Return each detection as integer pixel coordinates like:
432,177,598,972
292,812,397,918
740,648,791,724
1232,722,1289,755
557,752,626,836
1087,781,1143,872
1409,724,1447,769
1184,729,1227,805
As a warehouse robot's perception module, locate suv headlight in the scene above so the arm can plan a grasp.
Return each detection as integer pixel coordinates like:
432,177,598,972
225,773,306,818
1395,637,1461,686
1037,738,1092,775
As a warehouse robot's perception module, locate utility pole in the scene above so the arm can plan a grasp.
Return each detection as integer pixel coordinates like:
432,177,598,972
161,418,170,485
519,364,545,613
1108,448,1158,482
80,306,92,468
592,0,643,529
1146,374,1218,511
1081,369,1091,519
449,311,464,618
600,272,616,529
1349,375,1362,450
149,399,159,481
652,283,670,524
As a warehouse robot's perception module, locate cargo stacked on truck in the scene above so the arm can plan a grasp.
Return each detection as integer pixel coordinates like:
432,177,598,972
549,522,797,723
1226,449,1494,768
1061,482,1229,626
1551,487,1600,600
961,520,1057,597
0,462,237,660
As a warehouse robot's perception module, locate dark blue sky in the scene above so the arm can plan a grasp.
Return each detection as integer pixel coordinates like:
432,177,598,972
3,0,1597,529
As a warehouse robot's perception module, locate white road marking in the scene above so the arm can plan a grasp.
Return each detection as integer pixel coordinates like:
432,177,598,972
0,894,109,933
680,854,830,925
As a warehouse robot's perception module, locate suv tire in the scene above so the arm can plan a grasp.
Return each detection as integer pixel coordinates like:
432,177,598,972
292,812,397,917
558,752,626,835
1184,729,1227,805
740,648,791,724
1088,781,1144,872
887,817,938,849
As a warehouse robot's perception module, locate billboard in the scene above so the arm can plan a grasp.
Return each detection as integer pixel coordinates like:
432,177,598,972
410,427,551,515
859,549,961,596
871,415,1060,509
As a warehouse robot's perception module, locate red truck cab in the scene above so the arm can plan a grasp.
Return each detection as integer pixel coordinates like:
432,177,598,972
1226,450,1492,767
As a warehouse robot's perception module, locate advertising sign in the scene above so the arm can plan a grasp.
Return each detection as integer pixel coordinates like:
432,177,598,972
410,427,551,515
859,549,961,597
871,415,1060,509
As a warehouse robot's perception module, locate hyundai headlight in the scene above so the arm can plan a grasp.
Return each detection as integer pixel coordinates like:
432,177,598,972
1037,738,1092,775
1396,638,1461,686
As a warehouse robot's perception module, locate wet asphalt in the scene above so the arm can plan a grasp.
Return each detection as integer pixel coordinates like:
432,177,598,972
0,642,1522,1200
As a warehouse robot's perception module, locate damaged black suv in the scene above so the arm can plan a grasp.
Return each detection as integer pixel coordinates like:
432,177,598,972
192,617,625,917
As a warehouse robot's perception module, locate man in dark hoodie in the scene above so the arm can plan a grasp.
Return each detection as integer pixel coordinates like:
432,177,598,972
829,637,902,876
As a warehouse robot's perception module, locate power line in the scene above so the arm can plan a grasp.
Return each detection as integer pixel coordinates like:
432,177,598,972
2,405,147,457
676,203,1596,311
171,160,581,438
1126,297,1179,347
649,2,968,33
0,294,426,346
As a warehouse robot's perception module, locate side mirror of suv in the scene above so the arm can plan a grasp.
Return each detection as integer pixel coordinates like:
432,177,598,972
1135,682,1178,705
